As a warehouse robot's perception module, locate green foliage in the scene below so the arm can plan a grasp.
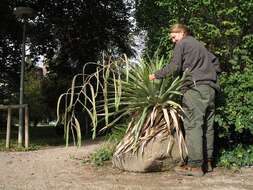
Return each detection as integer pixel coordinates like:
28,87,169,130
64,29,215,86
89,126,127,166
0,0,132,111
0,0,21,104
216,36,253,137
40,73,74,122
90,145,114,166
24,70,50,125
218,145,253,169
88,125,127,167
106,124,128,144
136,0,253,141
216,71,253,137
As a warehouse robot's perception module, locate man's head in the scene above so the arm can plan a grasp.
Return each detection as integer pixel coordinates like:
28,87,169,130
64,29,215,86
170,24,190,43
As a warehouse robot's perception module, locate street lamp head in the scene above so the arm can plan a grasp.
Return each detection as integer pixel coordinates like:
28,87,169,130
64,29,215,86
13,7,36,19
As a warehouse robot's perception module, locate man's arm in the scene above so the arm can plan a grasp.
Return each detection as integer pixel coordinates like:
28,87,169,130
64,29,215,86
208,52,221,74
150,44,183,80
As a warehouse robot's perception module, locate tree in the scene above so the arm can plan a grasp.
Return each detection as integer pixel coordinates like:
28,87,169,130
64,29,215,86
0,0,22,104
24,68,48,126
1,0,133,122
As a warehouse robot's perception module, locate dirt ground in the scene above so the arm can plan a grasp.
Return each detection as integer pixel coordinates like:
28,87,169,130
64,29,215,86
0,140,253,190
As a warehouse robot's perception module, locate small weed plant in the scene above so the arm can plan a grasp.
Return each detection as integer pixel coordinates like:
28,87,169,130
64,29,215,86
90,144,114,166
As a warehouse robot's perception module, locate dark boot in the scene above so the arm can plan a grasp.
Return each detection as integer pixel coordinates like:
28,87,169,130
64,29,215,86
202,159,213,173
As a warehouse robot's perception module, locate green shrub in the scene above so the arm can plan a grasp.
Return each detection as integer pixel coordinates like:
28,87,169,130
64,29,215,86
216,47,253,138
218,145,253,169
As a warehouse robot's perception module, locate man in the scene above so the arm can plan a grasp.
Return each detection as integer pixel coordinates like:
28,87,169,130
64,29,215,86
149,24,221,176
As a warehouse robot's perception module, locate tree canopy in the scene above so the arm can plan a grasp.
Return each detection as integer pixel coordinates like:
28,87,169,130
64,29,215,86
0,0,133,121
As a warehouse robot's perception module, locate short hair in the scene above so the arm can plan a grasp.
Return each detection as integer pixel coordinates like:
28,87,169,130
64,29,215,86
170,24,190,35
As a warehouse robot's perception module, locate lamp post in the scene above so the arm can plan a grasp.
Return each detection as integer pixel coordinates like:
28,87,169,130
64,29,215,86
13,7,35,147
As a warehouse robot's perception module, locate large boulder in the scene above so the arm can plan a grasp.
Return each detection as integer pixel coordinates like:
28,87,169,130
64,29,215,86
112,134,187,172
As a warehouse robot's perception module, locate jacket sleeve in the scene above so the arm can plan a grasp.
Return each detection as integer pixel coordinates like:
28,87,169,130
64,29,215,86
208,52,221,74
154,43,183,79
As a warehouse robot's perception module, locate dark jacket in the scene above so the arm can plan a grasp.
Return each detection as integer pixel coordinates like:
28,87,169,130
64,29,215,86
154,36,221,92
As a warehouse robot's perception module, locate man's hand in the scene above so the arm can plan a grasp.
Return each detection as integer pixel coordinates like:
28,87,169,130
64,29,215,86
149,74,156,80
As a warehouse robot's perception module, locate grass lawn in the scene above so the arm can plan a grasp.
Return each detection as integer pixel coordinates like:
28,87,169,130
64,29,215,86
0,125,65,151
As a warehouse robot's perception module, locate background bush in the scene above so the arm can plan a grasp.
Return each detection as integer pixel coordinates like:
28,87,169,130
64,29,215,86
218,144,253,169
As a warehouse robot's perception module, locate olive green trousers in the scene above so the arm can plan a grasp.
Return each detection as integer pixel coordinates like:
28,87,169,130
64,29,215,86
182,85,215,166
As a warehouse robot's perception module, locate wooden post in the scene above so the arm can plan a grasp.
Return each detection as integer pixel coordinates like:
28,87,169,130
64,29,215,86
25,106,29,148
0,104,29,148
6,108,12,149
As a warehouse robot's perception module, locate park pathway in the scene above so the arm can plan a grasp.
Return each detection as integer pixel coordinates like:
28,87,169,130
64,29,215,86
0,140,253,190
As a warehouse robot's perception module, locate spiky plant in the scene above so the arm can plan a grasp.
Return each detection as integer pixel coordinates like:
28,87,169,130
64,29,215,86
56,53,188,159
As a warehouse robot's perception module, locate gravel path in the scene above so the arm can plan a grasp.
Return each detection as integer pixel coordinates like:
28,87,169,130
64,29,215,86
0,140,253,190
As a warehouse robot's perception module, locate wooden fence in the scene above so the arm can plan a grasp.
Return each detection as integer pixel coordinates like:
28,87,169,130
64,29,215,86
0,104,29,149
